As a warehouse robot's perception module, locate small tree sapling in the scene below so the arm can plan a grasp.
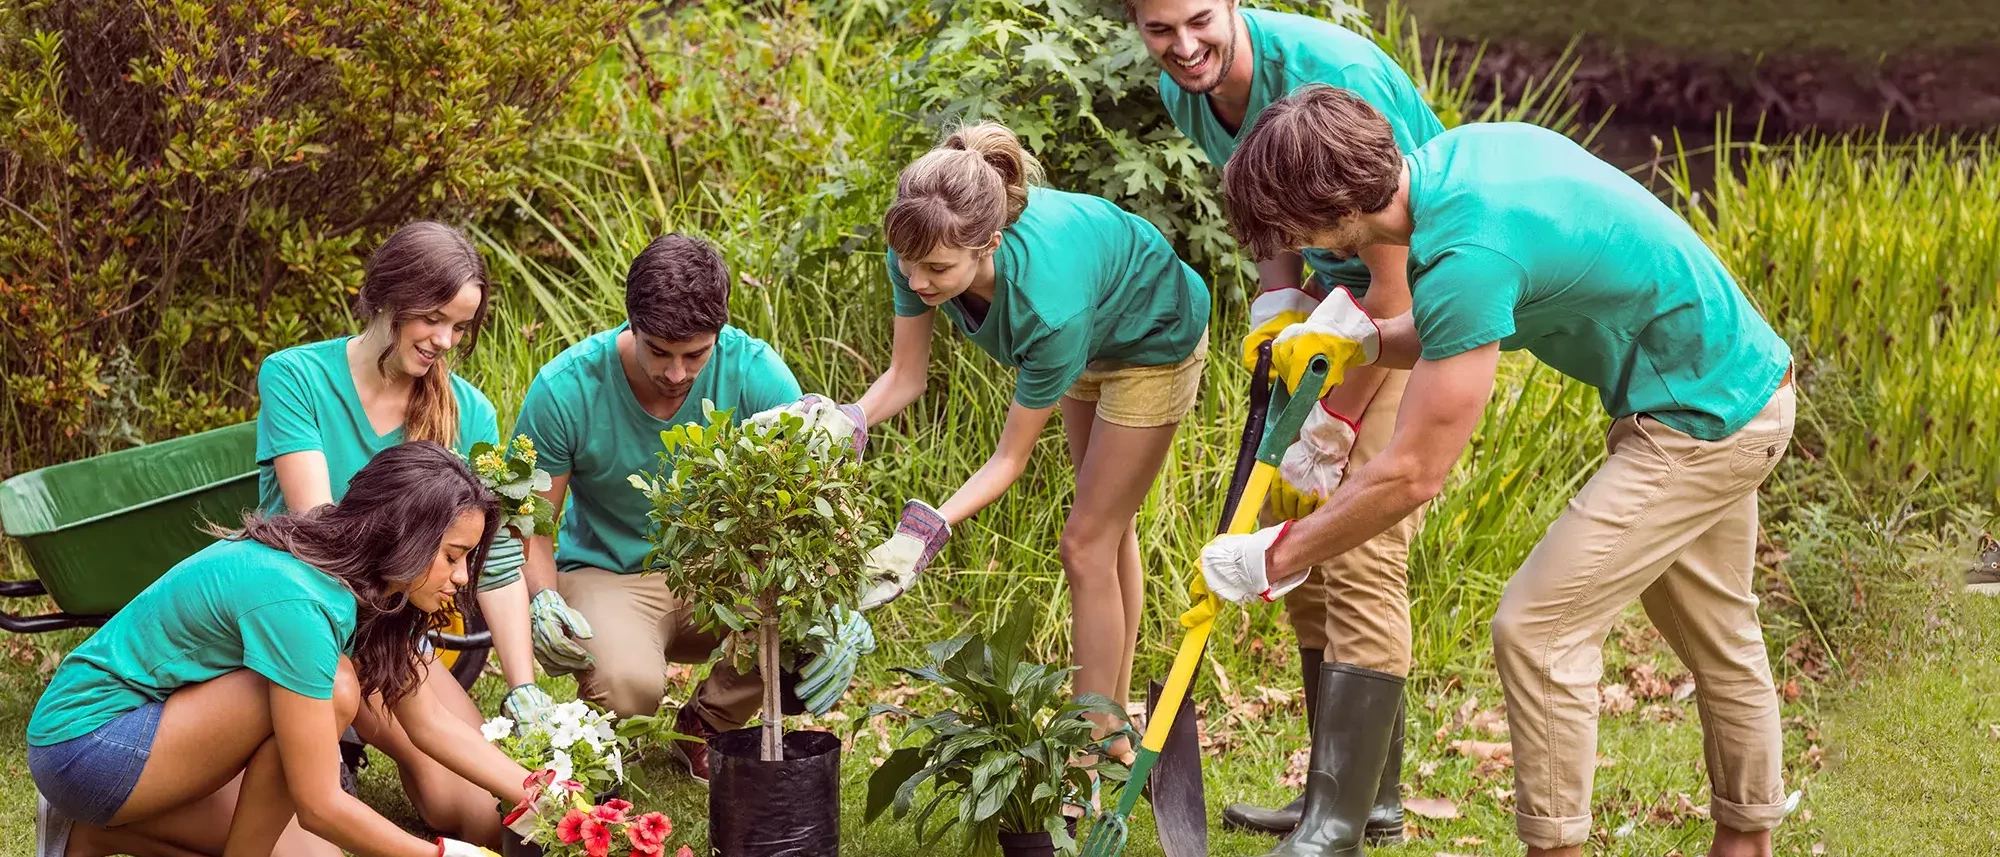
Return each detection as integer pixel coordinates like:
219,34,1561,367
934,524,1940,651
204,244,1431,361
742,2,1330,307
632,401,885,761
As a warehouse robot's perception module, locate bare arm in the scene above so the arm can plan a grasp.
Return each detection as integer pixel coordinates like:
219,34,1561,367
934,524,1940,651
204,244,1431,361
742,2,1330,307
270,687,435,857
1371,312,1422,370
1266,342,1500,577
855,313,937,426
1254,253,1307,293
936,401,1056,525
522,472,569,596
394,677,533,805
272,451,335,511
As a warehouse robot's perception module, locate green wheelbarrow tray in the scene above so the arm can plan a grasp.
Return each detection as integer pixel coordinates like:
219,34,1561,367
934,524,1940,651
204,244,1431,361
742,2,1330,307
0,422,263,624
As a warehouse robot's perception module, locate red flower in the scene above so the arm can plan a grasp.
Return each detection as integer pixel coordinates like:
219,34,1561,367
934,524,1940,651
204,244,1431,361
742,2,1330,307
580,817,614,857
558,779,588,794
592,798,633,823
627,812,672,849
676,848,693,857
556,809,589,845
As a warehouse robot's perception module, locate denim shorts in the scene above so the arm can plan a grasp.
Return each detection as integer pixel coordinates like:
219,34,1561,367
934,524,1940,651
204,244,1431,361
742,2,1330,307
28,701,163,827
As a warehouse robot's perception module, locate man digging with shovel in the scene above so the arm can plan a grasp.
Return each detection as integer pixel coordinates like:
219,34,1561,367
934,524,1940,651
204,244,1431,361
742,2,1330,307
1200,85,1795,857
1125,0,1446,843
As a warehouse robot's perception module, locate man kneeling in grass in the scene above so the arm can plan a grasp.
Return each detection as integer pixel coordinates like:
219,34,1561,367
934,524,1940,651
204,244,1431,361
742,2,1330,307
516,235,836,784
1198,84,1795,857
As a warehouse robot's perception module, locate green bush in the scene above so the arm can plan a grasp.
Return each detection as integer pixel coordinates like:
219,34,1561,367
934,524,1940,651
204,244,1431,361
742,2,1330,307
0,0,642,475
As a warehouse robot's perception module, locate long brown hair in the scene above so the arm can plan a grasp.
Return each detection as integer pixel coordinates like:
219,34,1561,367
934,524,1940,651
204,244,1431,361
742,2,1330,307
357,221,491,447
218,442,500,706
884,122,1045,260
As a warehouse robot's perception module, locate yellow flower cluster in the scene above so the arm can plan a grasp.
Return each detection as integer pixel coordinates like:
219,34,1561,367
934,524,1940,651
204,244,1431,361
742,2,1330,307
512,434,538,468
474,450,506,476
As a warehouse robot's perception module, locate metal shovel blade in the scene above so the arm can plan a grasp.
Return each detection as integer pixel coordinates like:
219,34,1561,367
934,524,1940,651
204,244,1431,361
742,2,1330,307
1147,678,1209,857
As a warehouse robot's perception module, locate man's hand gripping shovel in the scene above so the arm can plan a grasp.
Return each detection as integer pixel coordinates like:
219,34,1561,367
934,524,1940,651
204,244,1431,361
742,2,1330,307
1081,345,1334,857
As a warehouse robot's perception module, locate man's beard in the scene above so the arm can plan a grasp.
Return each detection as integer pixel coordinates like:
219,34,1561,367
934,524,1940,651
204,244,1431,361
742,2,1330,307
1178,16,1238,96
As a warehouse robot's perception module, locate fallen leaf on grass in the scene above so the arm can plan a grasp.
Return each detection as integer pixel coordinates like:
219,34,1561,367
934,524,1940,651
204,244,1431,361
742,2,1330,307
1625,662,1679,700
1801,743,1826,770
1599,683,1636,715
1640,703,1682,723
1672,680,1698,703
1987,723,2000,741
1404,796,1459,819
1779,676,1802,703
1450,739,1512,763
1452,836,1485,846
1433,853,1477,857
1467,704,1508,737
1278,747,1312,790
1811,842,1828,855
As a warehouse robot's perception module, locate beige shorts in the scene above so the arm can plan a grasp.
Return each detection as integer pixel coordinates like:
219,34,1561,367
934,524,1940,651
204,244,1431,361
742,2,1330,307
1063,332,1208,428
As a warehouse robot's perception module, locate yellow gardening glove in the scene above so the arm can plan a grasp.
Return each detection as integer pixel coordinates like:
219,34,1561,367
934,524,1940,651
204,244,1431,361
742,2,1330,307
1181,570,1220,628
1270,287,1380,400
1241,288,1320,371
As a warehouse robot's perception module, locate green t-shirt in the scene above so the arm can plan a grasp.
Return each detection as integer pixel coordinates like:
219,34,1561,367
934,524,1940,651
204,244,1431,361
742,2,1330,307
28,538,357,746
514,323,803,575
1405,123,1791,440
1158,6,1443,293
888,188,1211,409
255,336,502,512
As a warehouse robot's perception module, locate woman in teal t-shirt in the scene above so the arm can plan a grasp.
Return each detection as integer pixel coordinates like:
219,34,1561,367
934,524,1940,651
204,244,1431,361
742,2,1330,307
29,443,536,857
254,221,536,843
787,123,1210,766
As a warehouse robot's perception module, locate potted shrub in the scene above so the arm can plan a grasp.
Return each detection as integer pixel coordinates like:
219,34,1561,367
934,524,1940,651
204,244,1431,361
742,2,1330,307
864,602,1129,857
486,700,677,857
632,401,886,856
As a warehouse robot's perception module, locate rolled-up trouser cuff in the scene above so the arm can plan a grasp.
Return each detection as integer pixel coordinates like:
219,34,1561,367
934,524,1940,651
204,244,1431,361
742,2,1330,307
1515,810,1592,849
1710,793,1788,833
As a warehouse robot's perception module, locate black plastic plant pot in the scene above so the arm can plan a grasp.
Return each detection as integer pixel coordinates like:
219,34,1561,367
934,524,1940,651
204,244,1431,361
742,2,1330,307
996,831,1056,857
708,728,841,857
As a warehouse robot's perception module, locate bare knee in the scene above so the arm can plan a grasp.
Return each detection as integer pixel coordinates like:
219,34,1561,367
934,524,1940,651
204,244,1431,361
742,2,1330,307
332,658,361,729
1058,524,1121,585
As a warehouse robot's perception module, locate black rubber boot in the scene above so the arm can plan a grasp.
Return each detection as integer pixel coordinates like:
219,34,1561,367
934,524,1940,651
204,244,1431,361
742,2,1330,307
1259,663,1404,857
1222,647,1323,835
1363,697,1406,844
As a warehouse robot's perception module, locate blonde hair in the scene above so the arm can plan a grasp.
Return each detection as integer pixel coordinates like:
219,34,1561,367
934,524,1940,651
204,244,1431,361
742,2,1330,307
884,122,1045,259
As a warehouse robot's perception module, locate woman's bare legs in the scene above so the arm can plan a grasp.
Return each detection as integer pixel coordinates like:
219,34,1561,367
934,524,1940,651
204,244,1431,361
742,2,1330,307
1058,397,1180,763
350,655,501,845
476,579,536,689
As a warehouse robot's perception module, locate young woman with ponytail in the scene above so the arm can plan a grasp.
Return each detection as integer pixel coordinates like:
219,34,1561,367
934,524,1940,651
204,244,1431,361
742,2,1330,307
253,221,539,845
779,123,1211,771
30,442,537,857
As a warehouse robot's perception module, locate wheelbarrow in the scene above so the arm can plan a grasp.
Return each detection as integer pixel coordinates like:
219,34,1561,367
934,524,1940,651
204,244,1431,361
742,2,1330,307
0,421,494,688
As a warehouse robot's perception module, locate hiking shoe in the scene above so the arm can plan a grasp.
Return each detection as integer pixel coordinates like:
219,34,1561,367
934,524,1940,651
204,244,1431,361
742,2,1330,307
669,703,720,786
1966,536,2000,595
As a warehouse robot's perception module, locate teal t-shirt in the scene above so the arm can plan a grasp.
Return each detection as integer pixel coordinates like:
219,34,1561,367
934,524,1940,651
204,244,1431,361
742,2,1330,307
514,323,803,575
888,188,1211,409
28,538,357,746
1405,123,1791,440
1158,6,1443,292
254,337,522,582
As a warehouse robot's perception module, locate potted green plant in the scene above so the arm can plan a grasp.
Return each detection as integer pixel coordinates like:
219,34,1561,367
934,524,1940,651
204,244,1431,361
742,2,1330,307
633,401,886,856
864,602,1129,857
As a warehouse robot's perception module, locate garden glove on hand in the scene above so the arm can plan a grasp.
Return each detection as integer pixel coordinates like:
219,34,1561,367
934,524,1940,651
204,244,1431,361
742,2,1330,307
1241,288,1320,370
500,683,555,731
528,589,594,675
436,839,499,857
748,394,868,459
797,607,876,715
859,499,951,609
1271,403,1361,520
1200,521,1308,604
1271,287,1380,399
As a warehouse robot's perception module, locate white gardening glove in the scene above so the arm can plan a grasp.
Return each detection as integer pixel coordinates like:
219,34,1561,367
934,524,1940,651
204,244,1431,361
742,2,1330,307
1242,287,1320,371
748,395,868,458
1271,403,1360,520
1270,287,1380,399
436,838,499,857
859,500,951,609
1200,522,1308,604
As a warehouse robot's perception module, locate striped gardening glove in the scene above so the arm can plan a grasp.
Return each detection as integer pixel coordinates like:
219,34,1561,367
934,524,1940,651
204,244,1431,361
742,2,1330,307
859,500,950,610
528,589,594,675
796,607,876,715
748,395,868,459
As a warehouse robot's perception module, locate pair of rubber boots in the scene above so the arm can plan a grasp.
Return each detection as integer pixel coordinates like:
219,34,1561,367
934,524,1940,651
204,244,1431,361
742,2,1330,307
1223,649,1405,856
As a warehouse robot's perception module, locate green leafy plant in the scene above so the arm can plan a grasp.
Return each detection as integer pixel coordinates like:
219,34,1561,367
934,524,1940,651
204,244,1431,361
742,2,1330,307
468,434,559,538
865,602,1128,854
633,402,886,760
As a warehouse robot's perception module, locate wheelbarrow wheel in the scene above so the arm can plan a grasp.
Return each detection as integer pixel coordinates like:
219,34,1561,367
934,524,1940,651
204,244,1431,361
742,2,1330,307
435,603,490,691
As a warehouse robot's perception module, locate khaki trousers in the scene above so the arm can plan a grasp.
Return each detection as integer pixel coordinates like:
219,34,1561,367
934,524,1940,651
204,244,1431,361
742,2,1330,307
555,566,762,729
1493,384,1796,848
1281,368,1426,676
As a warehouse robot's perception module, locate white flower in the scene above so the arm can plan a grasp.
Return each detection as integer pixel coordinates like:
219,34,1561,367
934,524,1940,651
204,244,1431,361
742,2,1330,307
552,700,592,729
480,717,515,743
549,748,573,783
607,747,624,782
586,718,616,752
550,721,587,750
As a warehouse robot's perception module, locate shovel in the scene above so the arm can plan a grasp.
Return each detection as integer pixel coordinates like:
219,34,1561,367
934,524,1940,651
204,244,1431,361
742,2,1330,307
1083,350,1333,857
1144,344,1275,857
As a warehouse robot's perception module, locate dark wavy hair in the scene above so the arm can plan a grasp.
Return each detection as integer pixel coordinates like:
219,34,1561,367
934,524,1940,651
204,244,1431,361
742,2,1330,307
216,441,500,706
